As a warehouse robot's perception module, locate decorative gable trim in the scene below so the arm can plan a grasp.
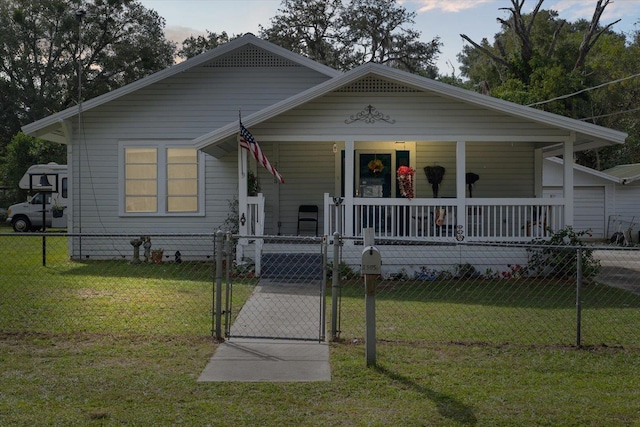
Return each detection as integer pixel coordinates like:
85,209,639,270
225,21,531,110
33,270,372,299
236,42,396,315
336,76,420,93
203,44,301,68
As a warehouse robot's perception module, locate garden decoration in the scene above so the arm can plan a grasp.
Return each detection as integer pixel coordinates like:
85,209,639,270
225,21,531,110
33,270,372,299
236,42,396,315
368,158,385,175
424,165,445,198
435,208,446,226
465,172,480,198
130,236,143,264
143,236,151,262
397,166,415,199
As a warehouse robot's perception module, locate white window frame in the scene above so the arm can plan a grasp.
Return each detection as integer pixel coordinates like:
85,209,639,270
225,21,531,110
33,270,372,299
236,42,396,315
119,140,205,216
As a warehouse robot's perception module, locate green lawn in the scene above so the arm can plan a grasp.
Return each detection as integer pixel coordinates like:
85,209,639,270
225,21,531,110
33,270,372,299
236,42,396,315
1,333,639,426
2,234,640,425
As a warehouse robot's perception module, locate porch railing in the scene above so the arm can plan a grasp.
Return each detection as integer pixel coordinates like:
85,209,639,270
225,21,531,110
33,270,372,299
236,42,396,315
324,193,565,242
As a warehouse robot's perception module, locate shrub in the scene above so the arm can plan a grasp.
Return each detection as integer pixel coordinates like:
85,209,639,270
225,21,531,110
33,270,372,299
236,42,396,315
526,226,600,281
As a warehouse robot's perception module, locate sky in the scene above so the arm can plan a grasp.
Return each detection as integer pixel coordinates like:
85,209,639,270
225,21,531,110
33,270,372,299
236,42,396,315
138,0,640,75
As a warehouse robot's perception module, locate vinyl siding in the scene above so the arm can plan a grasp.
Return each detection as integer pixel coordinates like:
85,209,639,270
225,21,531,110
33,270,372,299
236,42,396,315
68,64,331,243
256,141,336,235
252,92,571,141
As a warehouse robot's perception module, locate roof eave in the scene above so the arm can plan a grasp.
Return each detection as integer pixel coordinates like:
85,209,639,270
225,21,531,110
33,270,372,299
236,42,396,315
22,34,341,139
196,63,627,153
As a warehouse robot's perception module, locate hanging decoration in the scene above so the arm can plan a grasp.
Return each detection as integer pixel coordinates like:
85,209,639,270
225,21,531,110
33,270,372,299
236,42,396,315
465,172,480,198
368,158,385,174
424,166,445,198
397,166,415,200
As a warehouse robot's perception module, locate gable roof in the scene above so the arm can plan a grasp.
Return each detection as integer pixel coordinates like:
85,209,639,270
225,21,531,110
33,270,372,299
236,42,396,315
545,157,640,185
195,62,627,157
602,163,640,184
22,33,341,143
545,156,622,184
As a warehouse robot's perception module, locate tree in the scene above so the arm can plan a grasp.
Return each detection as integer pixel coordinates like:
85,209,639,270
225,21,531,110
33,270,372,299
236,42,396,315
260,0,343,68
0,132,66,203
459,0,618,88
0,0,176,183
340,0,441,76
259,0,441,76
457,0,639,169
177,31,237,60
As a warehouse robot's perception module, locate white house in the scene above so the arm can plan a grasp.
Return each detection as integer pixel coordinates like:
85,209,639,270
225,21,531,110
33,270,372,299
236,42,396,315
544,157,640,241
22,34,628,265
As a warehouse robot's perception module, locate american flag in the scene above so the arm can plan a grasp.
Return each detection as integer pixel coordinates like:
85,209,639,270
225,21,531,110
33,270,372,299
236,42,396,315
238,123,284,184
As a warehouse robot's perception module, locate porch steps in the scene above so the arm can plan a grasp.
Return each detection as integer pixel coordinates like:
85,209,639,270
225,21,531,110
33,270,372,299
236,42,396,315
260,253,324,281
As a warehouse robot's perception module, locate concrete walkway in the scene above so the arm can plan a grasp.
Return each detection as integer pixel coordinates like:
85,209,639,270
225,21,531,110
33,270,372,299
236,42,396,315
197,280,331,382
197,339,330,382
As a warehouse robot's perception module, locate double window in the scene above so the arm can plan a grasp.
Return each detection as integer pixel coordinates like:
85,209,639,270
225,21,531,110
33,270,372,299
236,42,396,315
122,142,203,215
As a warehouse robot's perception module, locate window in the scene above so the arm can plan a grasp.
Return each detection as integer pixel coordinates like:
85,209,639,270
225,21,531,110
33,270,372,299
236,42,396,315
125,147,158,213
167,148,198,212
122,143,202,215
61,177,68,199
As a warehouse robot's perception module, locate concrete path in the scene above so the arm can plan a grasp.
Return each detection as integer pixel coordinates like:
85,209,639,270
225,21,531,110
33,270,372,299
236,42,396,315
198,279,331,382
197,339,330,382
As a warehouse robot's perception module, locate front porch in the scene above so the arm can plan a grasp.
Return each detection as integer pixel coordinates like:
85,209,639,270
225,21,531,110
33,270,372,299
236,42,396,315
240,190,566,278
244,194,563,242
322,194,564,242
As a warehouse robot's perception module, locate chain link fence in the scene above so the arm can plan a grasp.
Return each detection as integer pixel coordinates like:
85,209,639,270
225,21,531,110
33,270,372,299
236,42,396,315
331,236,640,349
1,232,639,349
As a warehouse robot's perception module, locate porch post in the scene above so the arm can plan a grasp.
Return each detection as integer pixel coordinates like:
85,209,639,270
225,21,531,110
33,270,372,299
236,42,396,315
237,142,248,261
563,134,575,228
456,140,466,240
344,139,355,237
534,148,543,198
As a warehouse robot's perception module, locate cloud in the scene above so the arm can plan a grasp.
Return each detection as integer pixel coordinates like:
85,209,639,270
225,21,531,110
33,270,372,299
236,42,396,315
406,0,495,13
164,25,206,45
535,1,635,27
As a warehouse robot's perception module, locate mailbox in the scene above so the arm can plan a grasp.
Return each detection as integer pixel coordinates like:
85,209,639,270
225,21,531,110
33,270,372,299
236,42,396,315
361,246,381,275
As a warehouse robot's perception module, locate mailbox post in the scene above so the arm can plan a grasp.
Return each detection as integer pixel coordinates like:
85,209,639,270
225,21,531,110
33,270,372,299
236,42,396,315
361,245,381,367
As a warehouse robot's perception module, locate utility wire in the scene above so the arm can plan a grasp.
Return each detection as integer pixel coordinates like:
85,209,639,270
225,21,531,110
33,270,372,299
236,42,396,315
526,72,640,107
578,107,640,121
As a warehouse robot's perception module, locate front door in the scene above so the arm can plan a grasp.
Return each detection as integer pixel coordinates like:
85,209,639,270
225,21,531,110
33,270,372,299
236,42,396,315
341,150,410,198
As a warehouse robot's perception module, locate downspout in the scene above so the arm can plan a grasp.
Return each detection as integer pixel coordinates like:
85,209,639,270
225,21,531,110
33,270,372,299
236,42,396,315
563,133,575,228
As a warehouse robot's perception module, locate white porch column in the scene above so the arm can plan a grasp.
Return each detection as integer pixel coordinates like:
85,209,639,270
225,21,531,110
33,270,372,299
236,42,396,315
456,140,466,240
237,142,248,261
534,148,543,198
344,139,355,237
563,134,575,227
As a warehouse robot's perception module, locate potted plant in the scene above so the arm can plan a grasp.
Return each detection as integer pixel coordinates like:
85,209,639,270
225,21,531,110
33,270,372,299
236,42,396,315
151,248,164,264
51,204,64,218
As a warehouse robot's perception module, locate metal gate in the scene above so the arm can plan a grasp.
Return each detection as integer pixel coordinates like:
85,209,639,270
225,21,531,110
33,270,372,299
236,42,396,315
222,236,327,341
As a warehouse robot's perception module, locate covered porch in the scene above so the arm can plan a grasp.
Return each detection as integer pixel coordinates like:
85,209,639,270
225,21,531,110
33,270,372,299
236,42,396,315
241,137,576,244
193,63,627,257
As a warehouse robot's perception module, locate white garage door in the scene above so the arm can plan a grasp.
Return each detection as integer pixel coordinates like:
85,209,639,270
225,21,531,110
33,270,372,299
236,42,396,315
543,187,605,238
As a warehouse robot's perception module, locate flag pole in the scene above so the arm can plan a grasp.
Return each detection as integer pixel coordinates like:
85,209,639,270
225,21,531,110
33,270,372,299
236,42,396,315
238,109,245,176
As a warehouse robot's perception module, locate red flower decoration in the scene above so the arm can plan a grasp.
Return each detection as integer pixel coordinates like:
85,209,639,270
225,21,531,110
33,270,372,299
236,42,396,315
397,166,415,199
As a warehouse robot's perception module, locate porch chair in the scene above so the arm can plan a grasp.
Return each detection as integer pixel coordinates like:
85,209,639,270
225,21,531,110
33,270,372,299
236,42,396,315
297,205,319,236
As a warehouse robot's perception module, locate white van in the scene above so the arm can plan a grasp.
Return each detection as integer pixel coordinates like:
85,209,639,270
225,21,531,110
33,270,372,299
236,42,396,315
6,163,68,232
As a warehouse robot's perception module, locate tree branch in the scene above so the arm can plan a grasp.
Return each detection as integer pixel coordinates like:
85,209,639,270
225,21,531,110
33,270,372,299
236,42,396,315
460,34,510,68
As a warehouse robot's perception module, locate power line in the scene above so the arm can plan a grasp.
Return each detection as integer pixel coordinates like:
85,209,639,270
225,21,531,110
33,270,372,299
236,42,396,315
578,107,640,122
526,72,640,107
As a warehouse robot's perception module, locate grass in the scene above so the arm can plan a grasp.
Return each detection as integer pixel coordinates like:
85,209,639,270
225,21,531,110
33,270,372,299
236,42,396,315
2,234,640,425
1,333,639,425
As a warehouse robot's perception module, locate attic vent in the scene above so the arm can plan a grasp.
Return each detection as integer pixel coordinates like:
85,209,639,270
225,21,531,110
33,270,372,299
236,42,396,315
336,76,420,92
203,44,301,68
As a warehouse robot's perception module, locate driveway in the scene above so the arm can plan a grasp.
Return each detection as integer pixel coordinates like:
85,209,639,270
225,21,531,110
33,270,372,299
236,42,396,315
594,248,640,295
